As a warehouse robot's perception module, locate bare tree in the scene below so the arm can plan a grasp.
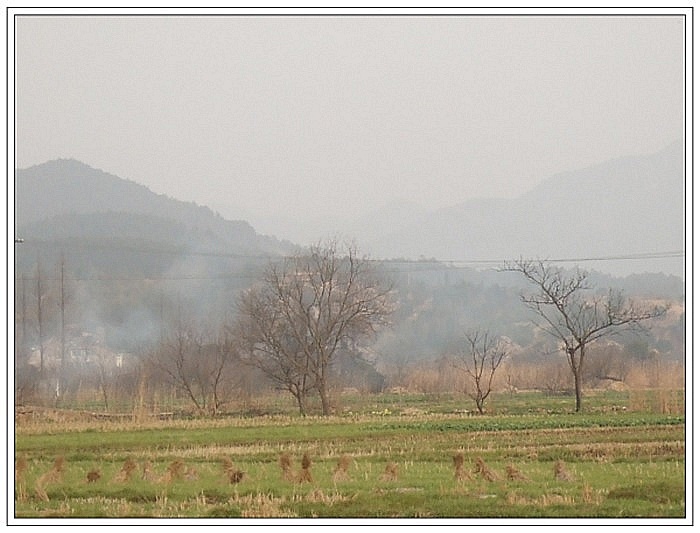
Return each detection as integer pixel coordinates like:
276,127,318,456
35,259,46,379
503,259,667,411
94,349,112,411
148,314,240,415
15,273,34,403
236,241,394,415
453,329,509,414
235,293,315,415
148,319,206,414
208,325,241,415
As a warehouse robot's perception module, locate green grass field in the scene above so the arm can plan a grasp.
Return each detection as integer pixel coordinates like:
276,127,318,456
12,390,687,521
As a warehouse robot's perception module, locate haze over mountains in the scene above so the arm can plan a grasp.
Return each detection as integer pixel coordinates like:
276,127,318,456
13,144,686,358
14,139,685,279
367,139,684,277
220,140,685,278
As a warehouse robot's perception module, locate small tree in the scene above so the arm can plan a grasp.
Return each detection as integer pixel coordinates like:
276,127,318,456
209,326,241,415
236,240,394,415
148,319,208,414
148,315,239,415
453,329,509,414
503,259,667,412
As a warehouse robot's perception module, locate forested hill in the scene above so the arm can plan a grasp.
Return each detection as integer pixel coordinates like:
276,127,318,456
15,159,297,274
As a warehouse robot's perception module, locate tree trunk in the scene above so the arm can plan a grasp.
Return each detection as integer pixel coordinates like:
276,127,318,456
317,355,333,416
292,387,307,416
475,396,485,415
573,368,583,412
573,345,585,412
318,382,332,416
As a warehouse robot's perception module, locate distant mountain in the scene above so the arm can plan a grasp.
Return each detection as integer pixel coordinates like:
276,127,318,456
14,159,297,278
362,140,685,277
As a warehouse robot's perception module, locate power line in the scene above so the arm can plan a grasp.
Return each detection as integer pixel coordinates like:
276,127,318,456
12,250,685,282
14,238,684,265
13,239,275,260
384,250,683,268
14,274,260,282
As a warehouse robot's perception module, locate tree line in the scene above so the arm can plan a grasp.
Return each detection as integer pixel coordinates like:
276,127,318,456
14,240,675,415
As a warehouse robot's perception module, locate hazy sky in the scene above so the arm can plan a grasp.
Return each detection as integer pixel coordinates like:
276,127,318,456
14,12,685,227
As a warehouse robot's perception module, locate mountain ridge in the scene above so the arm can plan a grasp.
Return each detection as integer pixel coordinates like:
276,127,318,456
15,158,296,257
360,140,684,276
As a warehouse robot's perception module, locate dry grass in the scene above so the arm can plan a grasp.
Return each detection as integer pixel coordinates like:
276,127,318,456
525,439,684,463
233,492,297,518
629,388,685,415
581,482,604,505
15,456,28,502
506,491,576,507
303,488,353,505
15,406,376,436
506,480,602,508
15,456,28,480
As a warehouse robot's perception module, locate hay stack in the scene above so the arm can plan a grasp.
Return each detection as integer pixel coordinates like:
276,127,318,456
279,452,294,481
222,456,245,484
380,461,399,482
141,461,158,482
554,460,574,481
34,456,66,501
160,458,187,483
114,458,137,483
453,452,471,480
332,454,352,482
505,463,528,481
474,457,499,482
298,453,313,483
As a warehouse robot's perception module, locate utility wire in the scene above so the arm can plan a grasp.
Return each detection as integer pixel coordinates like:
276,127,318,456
423,250,686,268
13,250,685,282
14,238,685,264
13,239,274,260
